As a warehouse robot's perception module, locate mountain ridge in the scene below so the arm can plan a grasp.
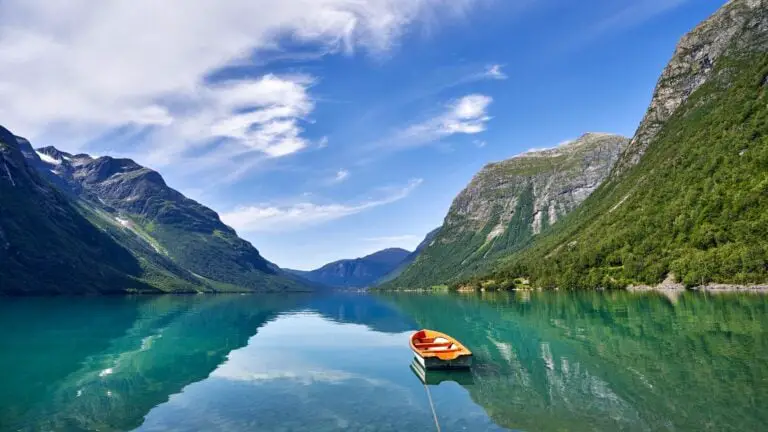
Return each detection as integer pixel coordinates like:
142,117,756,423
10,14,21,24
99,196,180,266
287,248,411,289
1,128,309,294
27,144,308,292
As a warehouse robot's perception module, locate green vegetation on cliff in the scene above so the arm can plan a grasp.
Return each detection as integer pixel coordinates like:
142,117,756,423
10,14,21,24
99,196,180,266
476,54,768,289
385,0,768,291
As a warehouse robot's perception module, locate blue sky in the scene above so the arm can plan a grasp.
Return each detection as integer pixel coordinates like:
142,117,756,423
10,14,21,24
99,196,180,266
0,0,725,269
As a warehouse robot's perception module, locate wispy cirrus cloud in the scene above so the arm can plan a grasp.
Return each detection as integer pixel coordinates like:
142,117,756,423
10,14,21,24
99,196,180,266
392,94,493,148
483,64,508,80
332,169,350,183
220,178,423,233
450,64,508,86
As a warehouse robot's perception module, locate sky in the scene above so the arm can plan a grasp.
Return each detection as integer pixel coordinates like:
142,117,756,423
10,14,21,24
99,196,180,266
0,0,726,270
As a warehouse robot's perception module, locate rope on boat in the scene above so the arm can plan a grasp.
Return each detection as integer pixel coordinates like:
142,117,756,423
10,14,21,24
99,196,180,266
423,382,441,432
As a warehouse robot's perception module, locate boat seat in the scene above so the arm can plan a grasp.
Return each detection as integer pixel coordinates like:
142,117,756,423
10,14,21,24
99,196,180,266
414,342,453,349
426,345,458,351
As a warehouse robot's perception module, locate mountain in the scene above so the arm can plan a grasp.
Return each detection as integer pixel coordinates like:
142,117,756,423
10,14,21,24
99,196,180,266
0,126,175,294
377,228,440,284
288,248,411,288
1,127,307,294
385,133,629,288
462,0,768,290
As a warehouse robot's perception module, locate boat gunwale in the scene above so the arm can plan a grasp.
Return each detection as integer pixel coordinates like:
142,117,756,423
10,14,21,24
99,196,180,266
410,329,472,361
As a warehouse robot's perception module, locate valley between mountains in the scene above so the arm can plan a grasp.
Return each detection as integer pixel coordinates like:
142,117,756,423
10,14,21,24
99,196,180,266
1,0,767,294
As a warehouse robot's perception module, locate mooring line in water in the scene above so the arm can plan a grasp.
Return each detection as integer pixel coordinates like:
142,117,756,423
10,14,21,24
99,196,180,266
423,382,441,432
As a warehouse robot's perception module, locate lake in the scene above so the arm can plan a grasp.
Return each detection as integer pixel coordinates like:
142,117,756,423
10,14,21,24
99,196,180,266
0,291,766,431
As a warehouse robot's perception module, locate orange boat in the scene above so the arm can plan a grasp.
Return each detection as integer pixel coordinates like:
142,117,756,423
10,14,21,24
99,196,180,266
410,329,473,370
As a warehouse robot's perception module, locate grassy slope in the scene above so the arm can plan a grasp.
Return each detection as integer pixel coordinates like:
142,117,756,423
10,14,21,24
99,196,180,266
477,54,768,289
144,222,306,292
89,168,307,292
76,203,211,293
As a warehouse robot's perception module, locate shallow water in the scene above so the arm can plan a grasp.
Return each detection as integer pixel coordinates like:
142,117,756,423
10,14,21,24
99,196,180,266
0,291,766,431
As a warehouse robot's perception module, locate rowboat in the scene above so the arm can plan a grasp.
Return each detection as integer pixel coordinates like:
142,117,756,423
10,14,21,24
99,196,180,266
410,329,472,370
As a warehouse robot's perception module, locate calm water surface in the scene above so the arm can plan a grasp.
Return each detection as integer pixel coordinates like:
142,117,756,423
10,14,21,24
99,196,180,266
0,291,766,431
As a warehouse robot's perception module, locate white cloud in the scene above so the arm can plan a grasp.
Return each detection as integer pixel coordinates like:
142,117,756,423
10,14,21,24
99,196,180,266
0,0,480,172
141,73,316,167
395,94,492,147
221,178,422,233
332,169,350,183
473,139,487,148
484,64,507,80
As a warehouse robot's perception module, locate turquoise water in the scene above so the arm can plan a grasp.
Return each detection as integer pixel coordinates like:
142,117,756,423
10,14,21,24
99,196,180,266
0,291,766,431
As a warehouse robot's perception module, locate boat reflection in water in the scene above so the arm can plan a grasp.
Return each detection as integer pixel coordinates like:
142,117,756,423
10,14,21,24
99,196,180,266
410,358,475,386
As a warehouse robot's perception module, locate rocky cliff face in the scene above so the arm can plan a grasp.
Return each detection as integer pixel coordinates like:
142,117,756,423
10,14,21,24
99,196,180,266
388,133,628,288
613,0,768,176
288,248,411,288
448,133,628,239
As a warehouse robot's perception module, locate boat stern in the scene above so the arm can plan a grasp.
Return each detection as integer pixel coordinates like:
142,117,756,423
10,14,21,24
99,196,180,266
415,353,473,370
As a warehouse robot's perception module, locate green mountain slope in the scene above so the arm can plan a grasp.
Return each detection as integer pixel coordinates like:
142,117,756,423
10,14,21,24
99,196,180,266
472,0,768,289
26,145,307,293
0,126,174,294
1,126,308,294
386,133,628,288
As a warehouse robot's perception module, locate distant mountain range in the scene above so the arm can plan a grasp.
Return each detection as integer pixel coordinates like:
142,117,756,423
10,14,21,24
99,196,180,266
286,248,411,289
0,128,309,294
376,228,440,284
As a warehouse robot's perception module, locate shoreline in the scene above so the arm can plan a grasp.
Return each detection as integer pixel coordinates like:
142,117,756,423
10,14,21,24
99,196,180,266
627,275,768,294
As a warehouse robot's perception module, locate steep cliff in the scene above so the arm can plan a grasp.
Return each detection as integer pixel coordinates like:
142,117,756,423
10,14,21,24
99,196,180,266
613,0,768,176
474,0,768,289
388,133,628,288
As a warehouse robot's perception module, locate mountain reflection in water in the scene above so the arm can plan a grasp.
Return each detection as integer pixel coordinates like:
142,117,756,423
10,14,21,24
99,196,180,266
0,291,765,431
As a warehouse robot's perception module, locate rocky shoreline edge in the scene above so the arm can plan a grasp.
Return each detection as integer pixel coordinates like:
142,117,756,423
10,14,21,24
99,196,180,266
627,275,768,294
